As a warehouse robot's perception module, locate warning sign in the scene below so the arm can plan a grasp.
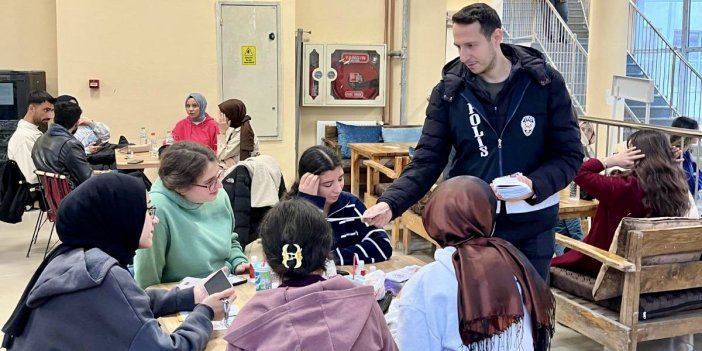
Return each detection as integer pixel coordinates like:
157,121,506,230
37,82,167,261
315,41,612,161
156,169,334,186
241,45,256,66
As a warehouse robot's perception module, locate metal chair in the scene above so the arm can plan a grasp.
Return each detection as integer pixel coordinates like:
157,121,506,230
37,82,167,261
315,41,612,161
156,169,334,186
31,170,72,258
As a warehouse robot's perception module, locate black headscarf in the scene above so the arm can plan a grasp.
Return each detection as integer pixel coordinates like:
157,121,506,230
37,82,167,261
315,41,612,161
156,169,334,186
2,173,147,348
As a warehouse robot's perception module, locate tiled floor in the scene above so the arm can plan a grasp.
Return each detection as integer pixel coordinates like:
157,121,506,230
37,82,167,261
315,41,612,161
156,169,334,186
0,211,700,350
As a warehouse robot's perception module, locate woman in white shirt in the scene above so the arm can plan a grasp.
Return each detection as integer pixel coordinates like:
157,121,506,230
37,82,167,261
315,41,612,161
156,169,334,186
387,176,555,351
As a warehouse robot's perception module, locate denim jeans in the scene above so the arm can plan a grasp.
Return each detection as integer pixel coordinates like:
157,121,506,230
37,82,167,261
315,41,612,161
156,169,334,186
553,218,584,256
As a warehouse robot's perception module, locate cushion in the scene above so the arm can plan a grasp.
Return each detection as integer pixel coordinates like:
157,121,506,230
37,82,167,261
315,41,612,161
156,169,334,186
592,217,702,301
550,267,596,301
381,127,422,143
551,267,702,321
336,122,382,159
598,287,702,321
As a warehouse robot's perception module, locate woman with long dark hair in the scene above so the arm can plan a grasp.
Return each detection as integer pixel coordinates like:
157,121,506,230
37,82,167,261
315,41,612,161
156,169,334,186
552,129,695,276
287,145,393,265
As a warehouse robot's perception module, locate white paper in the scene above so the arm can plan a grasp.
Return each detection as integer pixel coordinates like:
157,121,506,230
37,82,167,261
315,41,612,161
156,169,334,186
492,175,532,200
0,83,13,105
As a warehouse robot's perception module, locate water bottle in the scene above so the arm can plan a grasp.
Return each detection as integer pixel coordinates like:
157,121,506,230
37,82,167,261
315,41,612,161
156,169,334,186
150,132,158,157
165,130,174,145
254,261,271,291
139,127,147,145
569,181,579,201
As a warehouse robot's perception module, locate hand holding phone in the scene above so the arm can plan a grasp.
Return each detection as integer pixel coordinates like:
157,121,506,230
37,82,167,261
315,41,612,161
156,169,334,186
204,269,233,295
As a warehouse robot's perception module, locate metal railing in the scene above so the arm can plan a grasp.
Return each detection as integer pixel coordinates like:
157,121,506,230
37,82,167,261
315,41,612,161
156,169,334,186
581,0,590,24
502,0,588,115
581,114,702,196
627,1,702,120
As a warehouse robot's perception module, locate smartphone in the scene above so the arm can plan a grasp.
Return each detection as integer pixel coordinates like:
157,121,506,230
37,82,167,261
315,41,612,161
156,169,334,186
204,270,232,295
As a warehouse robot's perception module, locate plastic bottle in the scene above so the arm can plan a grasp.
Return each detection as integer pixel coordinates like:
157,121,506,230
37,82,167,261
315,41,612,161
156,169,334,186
165,130,174,145
139,127,147,145
150,132,158,157
358,260,366,277
254,261,271,291
569,181,579,201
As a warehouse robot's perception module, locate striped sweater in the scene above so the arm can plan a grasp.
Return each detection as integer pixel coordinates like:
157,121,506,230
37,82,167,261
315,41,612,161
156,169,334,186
298,192,393,265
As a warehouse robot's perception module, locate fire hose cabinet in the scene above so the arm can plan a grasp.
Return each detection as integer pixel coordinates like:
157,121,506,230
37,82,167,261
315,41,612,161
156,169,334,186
303,44,387,107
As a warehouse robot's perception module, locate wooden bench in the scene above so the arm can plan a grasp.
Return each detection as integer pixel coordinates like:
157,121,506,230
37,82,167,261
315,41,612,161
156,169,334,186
363,156,410,250
552,217,702,351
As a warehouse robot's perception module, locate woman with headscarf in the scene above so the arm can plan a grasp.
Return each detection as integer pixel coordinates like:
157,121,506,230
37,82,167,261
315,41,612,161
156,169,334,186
2,174,236,351
217,99,260,167
173,93,220,152
387,176,554,351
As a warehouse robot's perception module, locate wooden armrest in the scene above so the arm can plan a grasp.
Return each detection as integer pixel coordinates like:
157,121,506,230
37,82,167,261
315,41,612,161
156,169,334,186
322,137,339,148
555,233,636,272
364,160,398,179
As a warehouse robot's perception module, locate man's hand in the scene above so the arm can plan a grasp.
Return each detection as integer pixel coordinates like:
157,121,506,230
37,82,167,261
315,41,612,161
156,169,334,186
87,142,103,154
672,146,684,165
362,202,393,227
491,174,534,202
298,172,320,196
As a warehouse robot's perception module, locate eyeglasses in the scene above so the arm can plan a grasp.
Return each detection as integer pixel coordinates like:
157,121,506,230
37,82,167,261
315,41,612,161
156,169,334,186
147,205,157,218
191,168,224,192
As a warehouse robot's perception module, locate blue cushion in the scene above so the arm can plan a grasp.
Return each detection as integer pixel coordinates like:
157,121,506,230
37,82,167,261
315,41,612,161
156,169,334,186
336,122,382,159
381,127,422,143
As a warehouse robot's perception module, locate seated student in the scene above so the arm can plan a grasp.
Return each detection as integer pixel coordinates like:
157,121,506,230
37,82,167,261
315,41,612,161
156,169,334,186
552,130,697,276
55,95,111,154
133,142,249,288
386,176,554,351
670,116,702,197
7,90,55,185
554,120,596,256
217,99,260,168
223,199,397,351
1,173,236,350
173,93,219,152
32,101,94,188
287,145,392,265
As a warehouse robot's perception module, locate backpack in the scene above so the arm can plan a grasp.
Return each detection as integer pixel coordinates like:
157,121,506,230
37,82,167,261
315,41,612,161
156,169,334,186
0,160,30,224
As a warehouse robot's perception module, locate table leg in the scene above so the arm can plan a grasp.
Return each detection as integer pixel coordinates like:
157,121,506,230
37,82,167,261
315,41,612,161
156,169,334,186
351,149,360,197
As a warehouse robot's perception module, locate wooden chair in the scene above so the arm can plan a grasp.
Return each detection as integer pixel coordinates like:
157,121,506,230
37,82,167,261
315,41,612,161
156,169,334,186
552,217,702,351
32,171,72,258
363,156,410,249
400,185,440,254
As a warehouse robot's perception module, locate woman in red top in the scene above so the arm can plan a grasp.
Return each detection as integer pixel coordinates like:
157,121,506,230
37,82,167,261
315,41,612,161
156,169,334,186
552,130,691,276
172,93,219,152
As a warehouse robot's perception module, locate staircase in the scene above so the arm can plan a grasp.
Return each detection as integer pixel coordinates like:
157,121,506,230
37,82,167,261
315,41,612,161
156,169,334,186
624,54,678,125
567,0,589,51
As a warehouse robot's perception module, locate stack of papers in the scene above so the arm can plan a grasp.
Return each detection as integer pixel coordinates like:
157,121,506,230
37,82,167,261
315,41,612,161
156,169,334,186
492,175,532,200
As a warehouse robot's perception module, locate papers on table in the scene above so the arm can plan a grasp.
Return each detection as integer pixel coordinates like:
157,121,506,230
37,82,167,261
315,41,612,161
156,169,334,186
177,304,239,331
492,175,532,200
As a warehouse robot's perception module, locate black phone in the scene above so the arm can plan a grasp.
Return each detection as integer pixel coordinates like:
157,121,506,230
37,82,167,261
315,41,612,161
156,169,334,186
203,270,232,295
337,270,350,276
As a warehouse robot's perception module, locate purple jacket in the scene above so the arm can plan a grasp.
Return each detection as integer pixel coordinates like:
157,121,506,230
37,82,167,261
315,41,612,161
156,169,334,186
223,276,397,351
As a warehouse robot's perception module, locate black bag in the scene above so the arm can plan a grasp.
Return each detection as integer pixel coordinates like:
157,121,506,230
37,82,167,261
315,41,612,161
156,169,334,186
0,160,30,223
86,144,118,168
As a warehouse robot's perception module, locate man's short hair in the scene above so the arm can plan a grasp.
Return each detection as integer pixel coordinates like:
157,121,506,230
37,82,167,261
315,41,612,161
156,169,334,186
452,3,502,39
53,101,82,129
27,90,56,107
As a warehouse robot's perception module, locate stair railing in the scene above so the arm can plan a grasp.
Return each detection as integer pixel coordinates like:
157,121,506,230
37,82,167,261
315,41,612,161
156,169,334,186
628,0,702,119
503,0,588,115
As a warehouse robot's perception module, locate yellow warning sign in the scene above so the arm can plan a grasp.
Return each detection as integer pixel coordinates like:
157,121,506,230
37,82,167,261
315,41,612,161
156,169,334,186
241,45,256,65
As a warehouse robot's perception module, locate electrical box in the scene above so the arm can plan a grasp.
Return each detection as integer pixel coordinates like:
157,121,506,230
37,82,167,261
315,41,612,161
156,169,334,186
303,44,386,107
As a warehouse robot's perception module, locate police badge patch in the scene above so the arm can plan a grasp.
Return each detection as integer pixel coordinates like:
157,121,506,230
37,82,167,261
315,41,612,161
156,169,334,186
521,115,535,137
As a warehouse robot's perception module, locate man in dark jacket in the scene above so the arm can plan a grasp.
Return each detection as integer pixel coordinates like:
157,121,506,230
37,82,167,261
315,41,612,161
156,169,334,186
31,102,94,188
363,3,583,279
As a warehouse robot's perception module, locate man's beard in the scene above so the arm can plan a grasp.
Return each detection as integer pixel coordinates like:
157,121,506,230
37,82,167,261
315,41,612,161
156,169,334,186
37,121,48,133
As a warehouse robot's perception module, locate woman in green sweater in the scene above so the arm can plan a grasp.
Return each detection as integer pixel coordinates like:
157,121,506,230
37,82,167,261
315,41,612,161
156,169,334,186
134,142,249,288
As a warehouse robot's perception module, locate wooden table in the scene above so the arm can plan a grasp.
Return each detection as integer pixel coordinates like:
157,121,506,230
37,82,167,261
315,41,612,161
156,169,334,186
558,190,598,220
348,142,415,197
115,149,160,170
156,254,427,350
